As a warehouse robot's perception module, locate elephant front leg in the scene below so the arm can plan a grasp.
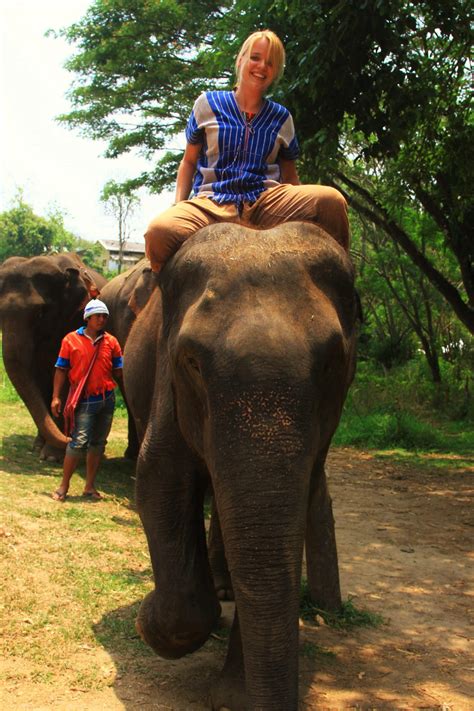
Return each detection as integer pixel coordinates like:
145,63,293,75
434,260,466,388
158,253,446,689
305,463,342,611
135,430,221,659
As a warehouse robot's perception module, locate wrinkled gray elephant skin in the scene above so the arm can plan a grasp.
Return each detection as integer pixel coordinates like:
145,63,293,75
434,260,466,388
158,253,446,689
0,253,106,460
100,259,156,458
123,222,358,710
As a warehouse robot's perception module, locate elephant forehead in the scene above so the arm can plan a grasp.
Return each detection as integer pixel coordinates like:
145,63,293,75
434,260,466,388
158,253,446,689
0,276,45,308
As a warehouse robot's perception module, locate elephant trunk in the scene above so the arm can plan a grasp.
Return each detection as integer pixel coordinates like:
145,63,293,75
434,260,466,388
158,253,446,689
2,325,69,449
209,404,313,711
213,457,309,709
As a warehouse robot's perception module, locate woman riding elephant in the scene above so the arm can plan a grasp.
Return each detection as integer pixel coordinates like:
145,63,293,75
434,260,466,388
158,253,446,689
145,29,350,274
122,28,360,711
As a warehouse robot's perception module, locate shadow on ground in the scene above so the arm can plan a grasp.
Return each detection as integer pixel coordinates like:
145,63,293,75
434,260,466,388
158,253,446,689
93,600,227,710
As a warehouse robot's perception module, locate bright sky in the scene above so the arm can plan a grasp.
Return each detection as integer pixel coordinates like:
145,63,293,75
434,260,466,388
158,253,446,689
0,0,175,244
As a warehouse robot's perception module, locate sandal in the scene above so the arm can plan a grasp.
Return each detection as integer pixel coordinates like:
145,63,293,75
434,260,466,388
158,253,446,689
52,489,67,502
82,490,103,500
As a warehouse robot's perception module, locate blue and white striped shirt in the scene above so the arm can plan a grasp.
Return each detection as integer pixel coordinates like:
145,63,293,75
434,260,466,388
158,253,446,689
185,90,299,206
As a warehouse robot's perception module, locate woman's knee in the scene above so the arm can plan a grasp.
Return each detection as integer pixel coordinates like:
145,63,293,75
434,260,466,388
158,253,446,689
144,216,185,269
306,185,349,250
145,216,176,244
305,185,347,212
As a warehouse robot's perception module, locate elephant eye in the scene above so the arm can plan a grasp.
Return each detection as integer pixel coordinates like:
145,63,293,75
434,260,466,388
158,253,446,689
186,356,201,374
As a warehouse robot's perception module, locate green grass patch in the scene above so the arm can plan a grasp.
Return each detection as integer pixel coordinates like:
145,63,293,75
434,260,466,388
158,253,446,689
300,579,384,629
300,641,336,661
372,448,473,471
334,403,473,455
0,399,151,691
94,601,153,656
0,342,20,404
332,357,474,453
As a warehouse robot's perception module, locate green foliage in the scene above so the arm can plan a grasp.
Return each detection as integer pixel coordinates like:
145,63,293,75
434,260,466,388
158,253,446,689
335,409,448,450
353,203,470,380
74,238,108,274
0,193,58,261
0,193,107,274
54,0,232,190
56,0,474,333
300,578,384,629
0,338,19,404
99,180,139,273
334,358,474,451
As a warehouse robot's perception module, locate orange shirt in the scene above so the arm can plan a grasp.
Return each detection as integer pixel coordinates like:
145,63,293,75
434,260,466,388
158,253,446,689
55,328,123,398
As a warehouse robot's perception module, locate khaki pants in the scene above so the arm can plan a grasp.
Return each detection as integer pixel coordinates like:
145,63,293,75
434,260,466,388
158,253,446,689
145,184,350,272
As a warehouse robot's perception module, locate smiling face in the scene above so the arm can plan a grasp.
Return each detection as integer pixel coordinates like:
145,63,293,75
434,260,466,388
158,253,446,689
235,30,285,95
238,37,276,94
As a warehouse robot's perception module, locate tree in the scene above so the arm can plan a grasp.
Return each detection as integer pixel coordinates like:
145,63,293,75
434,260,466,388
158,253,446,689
0,193,67,261
355,214,448,382
57,0,473,331
0,193,106,273
100,180,138,273
259,0,473,331
54,0,231,193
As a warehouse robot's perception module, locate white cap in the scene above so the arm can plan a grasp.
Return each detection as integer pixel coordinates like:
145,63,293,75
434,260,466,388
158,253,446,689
83,298,109,320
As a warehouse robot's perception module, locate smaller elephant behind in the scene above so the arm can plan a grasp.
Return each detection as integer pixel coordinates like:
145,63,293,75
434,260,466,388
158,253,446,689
0,253,106,460
100,259,156,458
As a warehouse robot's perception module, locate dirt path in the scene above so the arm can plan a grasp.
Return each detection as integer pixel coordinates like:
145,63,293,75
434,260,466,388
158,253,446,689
300,449,473,709
1,446,472,710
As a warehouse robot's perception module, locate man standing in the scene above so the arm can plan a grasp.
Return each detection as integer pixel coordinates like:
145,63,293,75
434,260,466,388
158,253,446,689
51,299,123,501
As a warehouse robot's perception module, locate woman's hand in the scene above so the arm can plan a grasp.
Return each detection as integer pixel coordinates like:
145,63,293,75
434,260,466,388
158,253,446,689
279,158,300,185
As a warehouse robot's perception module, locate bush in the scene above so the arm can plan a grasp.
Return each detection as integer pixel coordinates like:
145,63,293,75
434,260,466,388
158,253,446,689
334,357,473,451
334,409,447,450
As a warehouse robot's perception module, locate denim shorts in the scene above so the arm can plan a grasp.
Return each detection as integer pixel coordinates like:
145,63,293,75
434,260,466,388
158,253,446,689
66,391,115,456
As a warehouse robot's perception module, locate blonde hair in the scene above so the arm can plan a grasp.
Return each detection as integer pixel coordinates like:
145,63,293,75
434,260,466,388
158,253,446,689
235,30,286,86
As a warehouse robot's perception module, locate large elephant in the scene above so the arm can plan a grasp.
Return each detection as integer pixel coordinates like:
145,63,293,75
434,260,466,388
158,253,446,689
124,222,358,710
100,259,156,457
0,253,106,459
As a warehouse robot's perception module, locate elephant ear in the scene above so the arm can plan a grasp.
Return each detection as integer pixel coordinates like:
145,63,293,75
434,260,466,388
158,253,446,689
63,267,90,316
127,267,156,316
80,268,101,298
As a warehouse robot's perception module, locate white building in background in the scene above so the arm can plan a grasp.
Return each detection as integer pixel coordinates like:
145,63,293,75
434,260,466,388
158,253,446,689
96,239,145,271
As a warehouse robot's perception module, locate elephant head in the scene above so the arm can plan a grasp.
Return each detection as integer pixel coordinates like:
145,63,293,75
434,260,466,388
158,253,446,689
0,253,106,451
125,222,358,710
101,259,155,349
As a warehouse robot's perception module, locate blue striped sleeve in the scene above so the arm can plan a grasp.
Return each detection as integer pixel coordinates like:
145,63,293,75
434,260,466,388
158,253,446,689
55,357,70,369
185,95,205,144
278,111,300,160
279,135,299,160
112,356,123,368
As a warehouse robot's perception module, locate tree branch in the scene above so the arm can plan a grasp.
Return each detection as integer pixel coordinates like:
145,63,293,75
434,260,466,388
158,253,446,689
331,175,474,334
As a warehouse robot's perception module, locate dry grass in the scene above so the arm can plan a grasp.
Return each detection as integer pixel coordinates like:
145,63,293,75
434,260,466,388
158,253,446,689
0,403,155,693
1,395,472,709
